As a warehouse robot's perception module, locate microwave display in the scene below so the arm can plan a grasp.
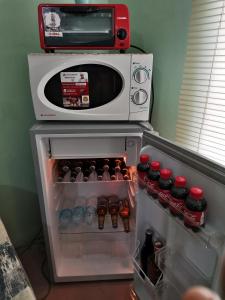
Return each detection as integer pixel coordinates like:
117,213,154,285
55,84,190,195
38,4,130,50
44,64,123,110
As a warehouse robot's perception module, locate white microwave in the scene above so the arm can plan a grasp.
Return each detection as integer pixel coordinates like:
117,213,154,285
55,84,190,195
28,53,153,121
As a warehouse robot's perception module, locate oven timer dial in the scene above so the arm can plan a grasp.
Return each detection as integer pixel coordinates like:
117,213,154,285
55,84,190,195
133,68,149,83
132,89,148,105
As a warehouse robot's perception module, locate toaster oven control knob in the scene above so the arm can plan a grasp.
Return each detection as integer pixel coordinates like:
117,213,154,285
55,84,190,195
133,68,149,83
117,28,127,40
132,89,148,105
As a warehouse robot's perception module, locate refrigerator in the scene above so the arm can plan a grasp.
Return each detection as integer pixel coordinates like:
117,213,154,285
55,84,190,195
30,121,225,300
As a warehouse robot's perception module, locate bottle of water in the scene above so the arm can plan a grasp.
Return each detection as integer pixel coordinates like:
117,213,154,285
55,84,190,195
58,198,73,227
72,197,86,225
85,197,97,225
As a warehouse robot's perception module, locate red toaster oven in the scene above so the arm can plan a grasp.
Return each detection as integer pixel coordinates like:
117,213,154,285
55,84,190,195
38,3,130,51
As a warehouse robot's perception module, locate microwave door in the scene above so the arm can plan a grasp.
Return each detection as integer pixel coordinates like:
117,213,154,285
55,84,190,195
28,53,131,121
134,131,225,300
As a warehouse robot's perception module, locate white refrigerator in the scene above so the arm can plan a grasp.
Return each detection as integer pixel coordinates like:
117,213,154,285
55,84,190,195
30,121,225,300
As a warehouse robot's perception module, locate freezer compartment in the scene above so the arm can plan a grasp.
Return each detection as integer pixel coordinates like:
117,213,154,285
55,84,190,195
50,137,126,159
132,242,181,300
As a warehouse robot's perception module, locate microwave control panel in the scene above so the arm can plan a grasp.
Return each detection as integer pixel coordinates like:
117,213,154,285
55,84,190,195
129,54,153,121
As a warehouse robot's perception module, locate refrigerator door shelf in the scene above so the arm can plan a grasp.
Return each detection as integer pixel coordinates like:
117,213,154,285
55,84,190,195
132,242,181,300
140,189,225,250
155,246,210,294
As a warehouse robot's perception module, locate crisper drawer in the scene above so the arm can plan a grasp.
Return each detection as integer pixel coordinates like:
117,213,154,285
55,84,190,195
50,136,126,158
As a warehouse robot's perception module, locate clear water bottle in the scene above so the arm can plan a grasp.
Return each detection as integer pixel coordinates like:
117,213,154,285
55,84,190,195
72,197,86,225
59,208,72,227
85,197,97,225
58,198,73,227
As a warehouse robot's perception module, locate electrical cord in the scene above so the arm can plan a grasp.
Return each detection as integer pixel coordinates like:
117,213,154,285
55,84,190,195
16,227,43,256
40,253,52,300
149,77,155,123
130,44,146,53
16,228,51,299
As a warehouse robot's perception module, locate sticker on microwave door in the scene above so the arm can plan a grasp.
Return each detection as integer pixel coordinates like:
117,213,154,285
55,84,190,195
44,12,63,37
60,72,89,108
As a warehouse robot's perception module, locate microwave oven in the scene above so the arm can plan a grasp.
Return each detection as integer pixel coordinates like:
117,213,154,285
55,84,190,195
28,53,153,121
38,4,130,51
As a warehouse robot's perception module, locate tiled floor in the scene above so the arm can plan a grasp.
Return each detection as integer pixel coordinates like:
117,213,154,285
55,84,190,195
19,244,133,300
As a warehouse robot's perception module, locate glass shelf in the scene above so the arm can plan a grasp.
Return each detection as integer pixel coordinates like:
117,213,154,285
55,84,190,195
140,189,225,250
58,214,134,235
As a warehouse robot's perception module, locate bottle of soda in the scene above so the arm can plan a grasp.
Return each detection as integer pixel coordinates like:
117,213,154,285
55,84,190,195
183,187,207,232
83,169,91,182
110,168,116,181
169,176,188,217
58,160,71,173
121,168,130,180
137,154,150,188
119,199,130,232
158,169,173,208
89,160,98,181
57,169,67,182
97,168,103,181
146,161,161,198
108,196,119,228
97,197,108,230
140,229,154,278
75,166,84,182
102,160,111,181
70,170,77,182
148,241,164,285
115,165,124,181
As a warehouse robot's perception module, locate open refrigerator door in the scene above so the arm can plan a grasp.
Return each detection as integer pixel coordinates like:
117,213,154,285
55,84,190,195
133,130,225,300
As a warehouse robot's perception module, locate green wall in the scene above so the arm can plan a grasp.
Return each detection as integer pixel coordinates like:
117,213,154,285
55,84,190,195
0,0,191,246
120,0,192,140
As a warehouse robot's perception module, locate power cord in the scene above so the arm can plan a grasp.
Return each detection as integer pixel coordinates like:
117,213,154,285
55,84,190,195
16,228,52,300
40,253,52,300
130,44,146,53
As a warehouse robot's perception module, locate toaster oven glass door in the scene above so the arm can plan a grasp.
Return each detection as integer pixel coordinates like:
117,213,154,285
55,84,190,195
44,64,123,110
42,7,114,47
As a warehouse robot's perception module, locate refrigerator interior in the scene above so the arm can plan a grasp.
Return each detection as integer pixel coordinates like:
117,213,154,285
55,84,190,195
34,133,141,282
133,134,225,300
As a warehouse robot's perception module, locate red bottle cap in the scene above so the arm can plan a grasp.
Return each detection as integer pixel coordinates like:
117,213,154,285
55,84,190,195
151,161,160,171
140,154,150,164
175,176,187,188
154,241,163,251
160,169,172,180
190,187,204,200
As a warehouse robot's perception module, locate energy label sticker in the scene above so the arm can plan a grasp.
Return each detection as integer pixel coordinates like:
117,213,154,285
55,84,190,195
60,72,90,108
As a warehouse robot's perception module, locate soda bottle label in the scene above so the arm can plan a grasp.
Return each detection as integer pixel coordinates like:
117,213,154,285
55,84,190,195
169,195,185,215
184,208,205,227
147,180,159,197
138,172,147,188
158,189,170,206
